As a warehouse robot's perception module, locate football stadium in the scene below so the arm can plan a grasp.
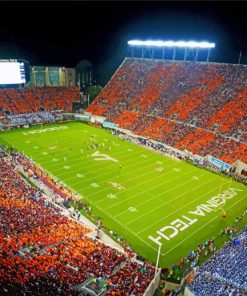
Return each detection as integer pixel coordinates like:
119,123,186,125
0,3,247,296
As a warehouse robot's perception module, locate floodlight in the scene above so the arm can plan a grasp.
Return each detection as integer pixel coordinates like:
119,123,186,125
128,40,215,48
164,41,174,47
175,41,188,47
187,41,199,48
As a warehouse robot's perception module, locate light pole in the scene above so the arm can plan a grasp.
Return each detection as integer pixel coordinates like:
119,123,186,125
155,243,162,275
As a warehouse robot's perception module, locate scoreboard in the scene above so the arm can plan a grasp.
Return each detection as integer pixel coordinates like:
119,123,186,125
0,59,26,85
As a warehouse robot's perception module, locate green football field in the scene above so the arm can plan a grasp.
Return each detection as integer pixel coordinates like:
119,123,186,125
0,122,246,267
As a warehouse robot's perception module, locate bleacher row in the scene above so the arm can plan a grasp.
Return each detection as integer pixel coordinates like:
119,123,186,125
87,58,247,164
0,86,80,116
188,228,247,296
0,155,155,296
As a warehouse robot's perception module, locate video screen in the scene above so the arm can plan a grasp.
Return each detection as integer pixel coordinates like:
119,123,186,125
0,62,26,85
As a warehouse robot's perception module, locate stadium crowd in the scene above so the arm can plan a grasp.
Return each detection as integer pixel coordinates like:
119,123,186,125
0,111,63,127
0,86,80,116
0,150,155,295
188,228,247,296
87,58,247,164
107,127,247,184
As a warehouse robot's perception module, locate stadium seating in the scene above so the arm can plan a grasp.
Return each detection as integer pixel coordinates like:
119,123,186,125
3,111,63,126
206,87,247,133
188,228,247,296
175,128,216,154
87,58,247,164
0,155,155,295
0,86,80,116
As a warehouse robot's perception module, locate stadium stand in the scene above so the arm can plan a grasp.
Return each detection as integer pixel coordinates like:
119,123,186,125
188,228,247,296
0,56,246,295
3,111,63,126
0,86,80,115
0,153,155,295
87,58,247,164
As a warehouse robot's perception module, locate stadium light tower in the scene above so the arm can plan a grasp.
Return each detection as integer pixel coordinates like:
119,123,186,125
127,40,215,62
155,244,162,275
154,241,162,275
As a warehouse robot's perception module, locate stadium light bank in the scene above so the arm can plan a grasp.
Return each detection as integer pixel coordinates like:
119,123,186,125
127,40,215,62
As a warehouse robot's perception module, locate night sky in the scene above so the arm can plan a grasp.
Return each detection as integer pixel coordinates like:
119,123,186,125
0,1,246,84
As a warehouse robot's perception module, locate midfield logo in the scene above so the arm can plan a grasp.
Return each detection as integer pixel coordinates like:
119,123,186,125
91,151,119,163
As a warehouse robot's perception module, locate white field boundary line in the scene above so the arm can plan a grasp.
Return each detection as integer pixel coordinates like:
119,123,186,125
68,158,176,193
115,175,214,220
160,195,246,256
103,167,202,209
135,179,221,234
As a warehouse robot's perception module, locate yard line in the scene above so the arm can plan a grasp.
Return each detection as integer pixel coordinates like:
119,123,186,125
28,145,160,181
20,131,137,159
28,145,179,204
88,203,158,252
160,195,246,256
115,175,213,220
104,167,199,209
92,167,183,204
46,149,158,178
38,144,171,173
79,161,177,197
135,179,219,234
117,172,212,221
31,145,141,166
51,153,165,187
31,149,176,202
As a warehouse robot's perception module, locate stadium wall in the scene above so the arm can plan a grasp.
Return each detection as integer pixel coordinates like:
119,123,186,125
184,287,195,296
143,269,161,296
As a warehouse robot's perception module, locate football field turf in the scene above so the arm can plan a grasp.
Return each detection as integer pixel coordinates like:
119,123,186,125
0,122,246,267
